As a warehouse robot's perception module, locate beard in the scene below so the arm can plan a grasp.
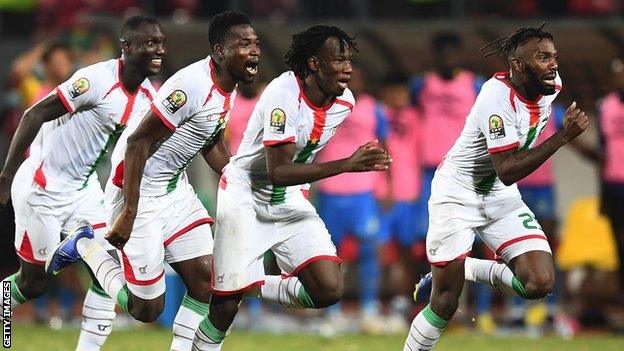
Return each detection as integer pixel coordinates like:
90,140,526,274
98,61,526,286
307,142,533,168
525,65,556,95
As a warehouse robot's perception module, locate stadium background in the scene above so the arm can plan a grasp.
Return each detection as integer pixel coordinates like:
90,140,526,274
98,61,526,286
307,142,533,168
0,1,622,350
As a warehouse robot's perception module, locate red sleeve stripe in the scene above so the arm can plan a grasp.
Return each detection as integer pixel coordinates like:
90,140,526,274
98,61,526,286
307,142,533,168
263,136,295,146
488,141,520,154
55,87,74,113
150,103,176,130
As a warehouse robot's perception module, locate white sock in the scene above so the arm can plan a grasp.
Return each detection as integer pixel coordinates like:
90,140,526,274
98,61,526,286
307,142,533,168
404,305,446,351
464,257,527,297
76,286,116,351
171,294,209,351
77,238,125,303
259,275,315,308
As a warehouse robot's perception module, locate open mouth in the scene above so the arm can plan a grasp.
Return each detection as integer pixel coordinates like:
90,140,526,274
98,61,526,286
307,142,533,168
245,61,259,75
543,73,556,87
150,58,163,68
337,77,350,90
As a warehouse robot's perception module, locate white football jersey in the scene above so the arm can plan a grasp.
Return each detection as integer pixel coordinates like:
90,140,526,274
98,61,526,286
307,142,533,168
439,71,562,194
229,71,355,204
26,58,154,192
109,57,235,196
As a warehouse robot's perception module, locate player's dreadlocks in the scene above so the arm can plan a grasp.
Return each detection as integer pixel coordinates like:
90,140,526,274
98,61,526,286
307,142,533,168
285,25,358,78
480,23,553,58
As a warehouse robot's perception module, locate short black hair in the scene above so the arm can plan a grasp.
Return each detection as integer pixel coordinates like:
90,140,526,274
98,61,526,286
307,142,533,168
120,15,160,43
481,23,553,58
42,42,73,63
432,32,462,51
284,25,358,78
208,11,251,48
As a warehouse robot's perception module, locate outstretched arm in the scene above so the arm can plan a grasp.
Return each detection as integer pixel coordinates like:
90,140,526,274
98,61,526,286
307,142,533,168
0,93,68,207
491,101,589,185
201,130,231,175
266,140,392,187
106,111,173,249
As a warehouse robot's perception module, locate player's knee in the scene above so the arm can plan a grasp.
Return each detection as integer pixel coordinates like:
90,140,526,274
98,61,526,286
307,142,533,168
522,271,555,299
430,291,459,321
129,298,164,323
20,279,48,299
311,277,344,308
186,280,212,303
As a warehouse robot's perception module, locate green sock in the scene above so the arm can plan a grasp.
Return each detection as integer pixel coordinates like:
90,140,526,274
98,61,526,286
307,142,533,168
512,276,530,299
198,317,226,343
297,286,316,308
89,282,110,298
181,293,209,315
422,304,449,329
5,274,26,304
116,286,130,312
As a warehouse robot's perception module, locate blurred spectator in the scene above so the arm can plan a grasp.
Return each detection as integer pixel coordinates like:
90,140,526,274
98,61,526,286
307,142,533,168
315,67,389,333
596,59,624,294
375,71,422,328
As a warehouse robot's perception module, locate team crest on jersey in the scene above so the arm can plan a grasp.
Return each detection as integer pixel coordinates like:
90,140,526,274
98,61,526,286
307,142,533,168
488,115,506,139
162,90,187,114
269,108,286,134
68,77,90,99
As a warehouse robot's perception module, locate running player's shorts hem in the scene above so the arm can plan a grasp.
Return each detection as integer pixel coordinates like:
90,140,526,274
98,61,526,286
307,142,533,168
163,218,213,247
211,280,265,296
283,255,342,278
429,251,472,268
496,234,550,262
127,279,166,300
15,251,46,266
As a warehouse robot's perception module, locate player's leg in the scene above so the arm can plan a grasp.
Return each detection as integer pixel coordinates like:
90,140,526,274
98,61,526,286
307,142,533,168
405,172,479,350
165,197,214,351
260,199,343,310
404,260,464,351
3,198,61,311
193,182,265,350
466,196,554,299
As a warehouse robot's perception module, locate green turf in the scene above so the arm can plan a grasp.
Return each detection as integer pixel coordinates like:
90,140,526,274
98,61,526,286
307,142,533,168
8,324,624,350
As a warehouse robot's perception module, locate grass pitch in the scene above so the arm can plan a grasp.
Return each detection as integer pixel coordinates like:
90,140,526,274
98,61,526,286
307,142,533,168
9,324,624,350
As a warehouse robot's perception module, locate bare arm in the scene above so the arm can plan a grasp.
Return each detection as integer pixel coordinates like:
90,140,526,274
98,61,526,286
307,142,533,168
201,130,231,175
106,111,173,248
0,93,68,207
491,102,589,185
266,140,392,187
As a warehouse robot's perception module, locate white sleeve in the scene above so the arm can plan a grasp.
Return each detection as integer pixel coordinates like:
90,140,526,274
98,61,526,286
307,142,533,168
476,91,520,154
261,85,299,146
149,73,199,130
55,65,107,112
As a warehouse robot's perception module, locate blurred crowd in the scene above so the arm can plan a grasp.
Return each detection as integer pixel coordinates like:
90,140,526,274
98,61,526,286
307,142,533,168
0,3,623,340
